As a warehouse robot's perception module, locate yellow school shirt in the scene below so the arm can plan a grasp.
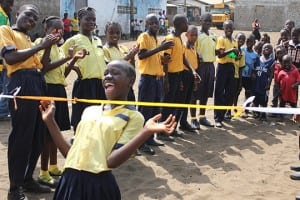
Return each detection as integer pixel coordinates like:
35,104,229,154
137,32,164,76
35,38,67,85
64,105,144,173
61,34,106,79
184,44,198,71
103,45,128,62
216,36,238,64
70,18,79,32
0,25,42,77
164,34,184,73
195,31,217,62
0,5,10,72
234,52,245,78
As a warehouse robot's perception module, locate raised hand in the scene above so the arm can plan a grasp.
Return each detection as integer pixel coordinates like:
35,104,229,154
144,114,176,135
39,100,56,122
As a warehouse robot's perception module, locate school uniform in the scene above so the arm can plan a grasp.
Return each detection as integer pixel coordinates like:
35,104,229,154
35,39,70,130
54,105,144,200
0,25,47,186
195,31,216,102
0,5,10,118
136,32,164,145
178,43,196,126
161,33,185,124
61,34,107,131
214,36,237,123
103,44,135,101
232,51,245,109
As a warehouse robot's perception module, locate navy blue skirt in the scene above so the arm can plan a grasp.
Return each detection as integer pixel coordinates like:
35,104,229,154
54,168,121,200
71,78,106,131
47,84,70,131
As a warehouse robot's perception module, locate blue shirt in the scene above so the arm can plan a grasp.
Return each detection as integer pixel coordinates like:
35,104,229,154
241,47,259,78
252,56,274,94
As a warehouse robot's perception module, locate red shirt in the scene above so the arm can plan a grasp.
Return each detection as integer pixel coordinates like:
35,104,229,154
278,65,300,103
273,61,282,83
62,18,71,32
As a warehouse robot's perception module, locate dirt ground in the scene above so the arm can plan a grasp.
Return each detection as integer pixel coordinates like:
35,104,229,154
1,29,300,200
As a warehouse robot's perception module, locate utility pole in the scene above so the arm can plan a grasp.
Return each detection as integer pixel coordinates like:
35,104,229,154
130,0,134,21
184,0,187,14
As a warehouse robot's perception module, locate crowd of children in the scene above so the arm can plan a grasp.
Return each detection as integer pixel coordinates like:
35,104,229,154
0,2,299,200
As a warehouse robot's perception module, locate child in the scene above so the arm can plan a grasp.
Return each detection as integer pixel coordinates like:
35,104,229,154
35,16,88,188
270,45,286,117
278,55,300,118
39,60,176,200
261,33,270,44
157,14,193,140
192,13,216,129
237,34,259,118
287,27,300,71
0,0,14,120
252,43,275,121
214,20,238,128
0,4,59,199
277,28,291,49
227,32,246,119
254,41,264,56
137,13,174,154
61,7,107,131
285,19,295,37
103,21,139,101
178,25,200,132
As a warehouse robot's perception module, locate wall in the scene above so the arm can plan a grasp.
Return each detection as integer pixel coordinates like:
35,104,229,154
234,0,300,31
89,0,166,36
11,0,61,39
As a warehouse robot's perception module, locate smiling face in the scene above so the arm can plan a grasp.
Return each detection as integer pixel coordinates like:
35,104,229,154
105,23,121,46
102,60,135,101
282,55,293,70
45,18,64,41
79,10,96,34
146,15,159,35
223,21,234,38
16,5,39,32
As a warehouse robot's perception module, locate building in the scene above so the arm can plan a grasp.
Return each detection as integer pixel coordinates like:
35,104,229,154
234,0,300,31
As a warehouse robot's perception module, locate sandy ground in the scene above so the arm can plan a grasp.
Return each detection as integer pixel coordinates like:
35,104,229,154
1,29,300,200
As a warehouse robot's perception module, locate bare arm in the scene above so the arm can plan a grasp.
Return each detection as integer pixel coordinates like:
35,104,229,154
107,114,176,168
138,40,174,60
4,34,57,65
39,101,70,157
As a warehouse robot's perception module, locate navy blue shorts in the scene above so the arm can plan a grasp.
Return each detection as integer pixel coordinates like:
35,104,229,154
54,168,121,200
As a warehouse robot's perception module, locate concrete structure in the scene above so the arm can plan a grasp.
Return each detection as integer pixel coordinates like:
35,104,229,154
234,0,300,31
89,0,166,35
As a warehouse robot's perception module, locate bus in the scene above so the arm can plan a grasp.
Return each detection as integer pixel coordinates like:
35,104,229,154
207,3,233,29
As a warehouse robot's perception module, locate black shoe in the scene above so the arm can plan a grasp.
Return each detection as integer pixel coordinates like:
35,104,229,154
179,123,196,132
191,119,200,130
199,117,214,127
290,172,300,180
23,179,51,193
156,134,175,142
171,130,184,138
215,121,223,128
8,187,28,200
139,144,155,155
146,138,164,146
291,164,300,172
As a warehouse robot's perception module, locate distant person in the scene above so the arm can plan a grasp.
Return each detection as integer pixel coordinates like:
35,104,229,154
252,18,261,41
214,20,238,128
192,13,216,129
285,19,295,37
287,27,300,71
62,12,72,41
70,11,79,36
251,43,274,121
0,0,14,121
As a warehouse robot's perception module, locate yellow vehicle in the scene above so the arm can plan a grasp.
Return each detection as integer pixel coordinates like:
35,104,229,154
207,3,233,29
